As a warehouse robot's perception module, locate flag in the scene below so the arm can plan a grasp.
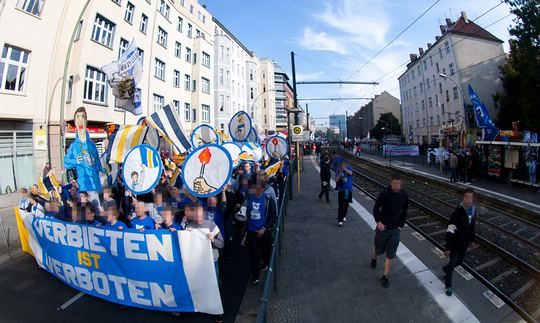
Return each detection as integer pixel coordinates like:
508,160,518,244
236,151,254,162
141,146,160,168
101,39,143,115
214,129,230,142
108,125,157,163
147,104,192,154
169,167,182,188
264,161,282,178
468,84,499,141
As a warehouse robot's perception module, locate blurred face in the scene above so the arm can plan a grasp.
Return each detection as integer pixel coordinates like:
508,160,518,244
103,190,110,200
45,202,52,212
244,163,251,173
207,196,217,207
31,185,38,194
21,191,28,199
131,174,138,182
154,194,163,205
85,209,95,221
135,202,146,217
162,210,173,225
106,209,117,223
463,192,474,208
390,179,401,192
186,206,204,224
254,184,264,196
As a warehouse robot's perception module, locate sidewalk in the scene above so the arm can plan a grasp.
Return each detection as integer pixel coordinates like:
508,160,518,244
356,152,540,212
265,156,474,323
0,193,20,259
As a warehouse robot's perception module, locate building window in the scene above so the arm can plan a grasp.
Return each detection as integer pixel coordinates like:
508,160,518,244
177,16,183,32
91,14,115,48
66,75,73,102
83,65,107,104
1,45,30,93
445,41,450,53
250,70,253,81
124,2,135,23
439,47,442,59
153,94,164,111
439,83,443,94
430,116,434,125
158,0,169,19
435,94,439,106
157,26,167,48
219,69,224,84
16,0,44,16
137,47,144,64
250,87,254,99
429,56,433,66
226,71,230,85
173,70,180,87
419,82,423,93
118,38,129,58
189,4,193,13
187,23,192,38
441,103,445,114
449,63,455,75
426,78,430,88
184,74,190,90
202,104,210,122
453,87,459,100
112,0,121,5
173,100,180,114
192,53,197,64
192,80,196,92
263,99,266,108
184,103,190,121
201,77,210,94
421,100,425,109
264,115,267,124
154,58,165,80
423,61,427,71
139,14,148,34
437,115,440,125
180,0,184,6
185,47,191,63
428,97,433,108
446,90,450,102
219,95,224,112
191,108,196,122
202,52,210,68
174,41,181,58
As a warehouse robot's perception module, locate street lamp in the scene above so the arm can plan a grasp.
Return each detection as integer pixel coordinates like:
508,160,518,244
439,73,467,120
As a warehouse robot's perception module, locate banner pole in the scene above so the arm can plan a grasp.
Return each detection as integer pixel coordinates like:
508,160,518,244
296,142,300,192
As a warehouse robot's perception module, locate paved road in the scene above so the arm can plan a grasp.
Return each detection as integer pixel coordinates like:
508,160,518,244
0,233,250,323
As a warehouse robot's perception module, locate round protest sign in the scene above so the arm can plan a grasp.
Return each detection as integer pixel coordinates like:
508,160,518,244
265,135,288,158
181,144,232,198
191,124,219,148
228,111,252,142
241,141,263,162
247,127,258,142
222,142,242,168
122,144,163,194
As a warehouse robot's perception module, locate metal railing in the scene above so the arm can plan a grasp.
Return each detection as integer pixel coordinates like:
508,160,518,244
256,164,292,323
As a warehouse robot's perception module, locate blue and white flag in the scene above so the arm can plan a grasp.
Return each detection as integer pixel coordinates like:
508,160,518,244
15,212,223,315
101,39,143,115
468,84,499,141
147,105,192,154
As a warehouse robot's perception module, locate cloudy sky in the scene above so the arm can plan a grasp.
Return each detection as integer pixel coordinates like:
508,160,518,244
206,0,515,126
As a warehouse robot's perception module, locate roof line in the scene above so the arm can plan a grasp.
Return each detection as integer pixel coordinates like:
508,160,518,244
212,17,253,57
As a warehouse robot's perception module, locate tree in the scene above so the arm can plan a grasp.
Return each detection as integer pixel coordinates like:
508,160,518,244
370,112,402,140
493,0,540,131
314,130,325,138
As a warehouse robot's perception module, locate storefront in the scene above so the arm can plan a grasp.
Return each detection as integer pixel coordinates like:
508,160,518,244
0,120,35,195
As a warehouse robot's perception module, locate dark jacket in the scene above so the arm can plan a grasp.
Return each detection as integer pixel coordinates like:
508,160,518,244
373,186,408,229
320,161,331,182
445,203,476,251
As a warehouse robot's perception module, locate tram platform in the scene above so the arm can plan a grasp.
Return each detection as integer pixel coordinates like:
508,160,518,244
347,152,540,214
264,156,522,323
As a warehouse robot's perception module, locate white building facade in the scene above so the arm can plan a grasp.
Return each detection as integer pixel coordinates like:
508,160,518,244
398,12,505,146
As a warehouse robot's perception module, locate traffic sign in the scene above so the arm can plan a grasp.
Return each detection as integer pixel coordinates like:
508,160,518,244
292,125,304,142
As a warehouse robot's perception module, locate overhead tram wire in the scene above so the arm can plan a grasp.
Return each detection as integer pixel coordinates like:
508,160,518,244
344,0,441,81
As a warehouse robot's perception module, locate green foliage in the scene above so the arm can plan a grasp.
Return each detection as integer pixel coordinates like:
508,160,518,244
494,0,540,131
370,113,402,140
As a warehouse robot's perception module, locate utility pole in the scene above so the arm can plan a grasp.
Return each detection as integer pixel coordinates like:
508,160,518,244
345,110,349,139
306,103,309,131
291,52,299,125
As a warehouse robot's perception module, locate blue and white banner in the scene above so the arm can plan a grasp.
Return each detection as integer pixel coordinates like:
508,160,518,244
18,213,223,314
468,84,499,141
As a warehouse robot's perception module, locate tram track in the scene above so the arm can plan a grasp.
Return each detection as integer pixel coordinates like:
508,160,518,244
337,152,540,322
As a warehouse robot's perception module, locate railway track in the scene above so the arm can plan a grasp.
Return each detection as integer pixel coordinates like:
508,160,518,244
339,152,540,322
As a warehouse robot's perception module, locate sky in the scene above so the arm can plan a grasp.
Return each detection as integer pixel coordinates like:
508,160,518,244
204,0,515,127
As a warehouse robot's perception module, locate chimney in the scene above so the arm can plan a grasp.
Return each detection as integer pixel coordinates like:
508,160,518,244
410,53,418,62
446,18,452,27
419,47,424,55
427,43,432,48
435,36,440,41
440,25,446,35
461,11,469,23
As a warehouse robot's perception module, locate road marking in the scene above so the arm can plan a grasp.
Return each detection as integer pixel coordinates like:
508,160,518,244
310,157,480,323
482,290,505,308
431,247,445,259
58,292,85,310
455,266,474,280
411,231,425,241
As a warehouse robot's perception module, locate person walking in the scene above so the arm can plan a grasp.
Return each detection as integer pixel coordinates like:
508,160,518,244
318,155,331,203
370,174,408,288
336,161,353,226
449,151,458,183
443,188,477,296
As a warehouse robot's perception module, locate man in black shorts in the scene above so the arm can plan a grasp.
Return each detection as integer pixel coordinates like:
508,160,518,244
371,174,408,288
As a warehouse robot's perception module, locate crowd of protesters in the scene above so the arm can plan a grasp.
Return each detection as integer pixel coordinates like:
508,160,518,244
18,153,290,322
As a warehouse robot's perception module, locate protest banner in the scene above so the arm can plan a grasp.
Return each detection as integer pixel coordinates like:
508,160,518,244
265,135,288,158
228,111,251,142
191,124,219,148
123,145,163,194
382,145,420,156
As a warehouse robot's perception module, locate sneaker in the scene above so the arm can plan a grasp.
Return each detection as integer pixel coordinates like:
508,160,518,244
251,279,260,285
370,257,377,269
338,222,343,226
381,275,389,288
343,217,347,222
215,314,224,323
445,287,453,296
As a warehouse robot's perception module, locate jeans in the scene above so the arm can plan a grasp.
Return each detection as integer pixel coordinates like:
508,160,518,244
443,248,466,288
319,182,330,201
338,190,350,222
449,168,457,182
246,230,271,280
